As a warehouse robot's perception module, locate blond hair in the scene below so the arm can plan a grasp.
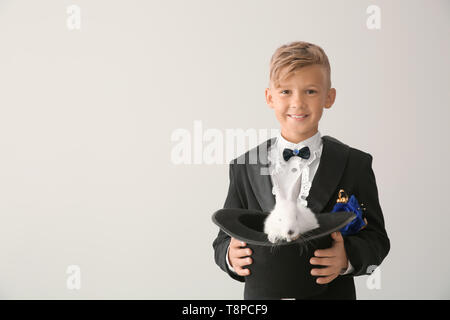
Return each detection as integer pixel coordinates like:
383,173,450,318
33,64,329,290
269,41,331,89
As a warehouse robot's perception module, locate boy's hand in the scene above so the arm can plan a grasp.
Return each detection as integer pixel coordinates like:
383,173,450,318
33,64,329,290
228,237,252,276
309,232,348,284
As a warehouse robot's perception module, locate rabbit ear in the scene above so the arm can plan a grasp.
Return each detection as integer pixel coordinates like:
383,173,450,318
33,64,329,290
271,174,286,200
276,175,297,201
285,184,297,201
271,174,296,201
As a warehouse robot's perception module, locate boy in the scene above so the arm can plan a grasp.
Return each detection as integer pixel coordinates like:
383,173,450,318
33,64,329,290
212,41,390,299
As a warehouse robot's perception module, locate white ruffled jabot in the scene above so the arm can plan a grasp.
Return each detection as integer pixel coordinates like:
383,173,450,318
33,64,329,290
268,131,323,207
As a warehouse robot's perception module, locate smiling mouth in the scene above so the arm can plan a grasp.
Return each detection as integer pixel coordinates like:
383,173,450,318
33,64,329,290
288,114,309,120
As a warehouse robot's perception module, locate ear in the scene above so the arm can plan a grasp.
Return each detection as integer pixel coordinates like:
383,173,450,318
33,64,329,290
324,88,336,109
265,87,275,109
272,174,287,200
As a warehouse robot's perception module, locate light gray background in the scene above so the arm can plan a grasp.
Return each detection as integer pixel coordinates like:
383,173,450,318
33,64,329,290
0,0,449,299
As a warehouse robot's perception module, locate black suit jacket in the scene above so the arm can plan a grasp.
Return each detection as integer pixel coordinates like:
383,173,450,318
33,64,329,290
212,135,390,299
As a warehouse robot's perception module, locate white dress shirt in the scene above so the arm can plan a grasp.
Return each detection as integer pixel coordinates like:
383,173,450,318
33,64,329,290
226,130,354,275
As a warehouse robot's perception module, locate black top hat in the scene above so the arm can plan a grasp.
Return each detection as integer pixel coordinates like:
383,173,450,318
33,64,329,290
212,208,356,299
212,208,355,246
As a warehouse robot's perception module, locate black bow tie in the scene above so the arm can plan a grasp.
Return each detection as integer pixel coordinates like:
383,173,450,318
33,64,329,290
283,146,310,161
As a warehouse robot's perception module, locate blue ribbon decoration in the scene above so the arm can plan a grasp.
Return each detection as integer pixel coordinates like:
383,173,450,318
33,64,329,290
332,194,367,236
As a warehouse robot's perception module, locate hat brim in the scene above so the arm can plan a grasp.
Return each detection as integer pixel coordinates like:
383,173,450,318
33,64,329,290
212,208,355,246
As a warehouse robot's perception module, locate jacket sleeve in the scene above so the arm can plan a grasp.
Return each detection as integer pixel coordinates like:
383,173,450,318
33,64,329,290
343,154,391,276
212,162,246,282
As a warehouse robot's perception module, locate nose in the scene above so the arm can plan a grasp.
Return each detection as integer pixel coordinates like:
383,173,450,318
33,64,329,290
290,92,304,108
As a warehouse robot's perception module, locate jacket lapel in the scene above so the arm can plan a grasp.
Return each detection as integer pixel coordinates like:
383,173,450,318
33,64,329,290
306,136,350,213
247,137,276,213
247,135,349,214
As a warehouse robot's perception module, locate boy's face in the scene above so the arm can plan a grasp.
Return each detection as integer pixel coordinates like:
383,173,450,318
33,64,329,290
265,64,336,143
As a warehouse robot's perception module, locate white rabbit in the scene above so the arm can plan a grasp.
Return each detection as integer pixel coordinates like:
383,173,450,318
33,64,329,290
264,175,319,243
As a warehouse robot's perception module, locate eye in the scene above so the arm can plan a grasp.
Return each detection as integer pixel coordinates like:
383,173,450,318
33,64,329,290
280,90,290,95
306,89,317,95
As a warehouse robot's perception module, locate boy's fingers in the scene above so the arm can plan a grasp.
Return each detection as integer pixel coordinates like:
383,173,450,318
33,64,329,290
236,248,252,257
315,274,337,284
230,247,252,259
310,257,333,266
331,232,343,242
229,238,252,276
314,248,335,257
236,267,250,276
232,256,253,268
230,238,247,248
311,266,334,277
